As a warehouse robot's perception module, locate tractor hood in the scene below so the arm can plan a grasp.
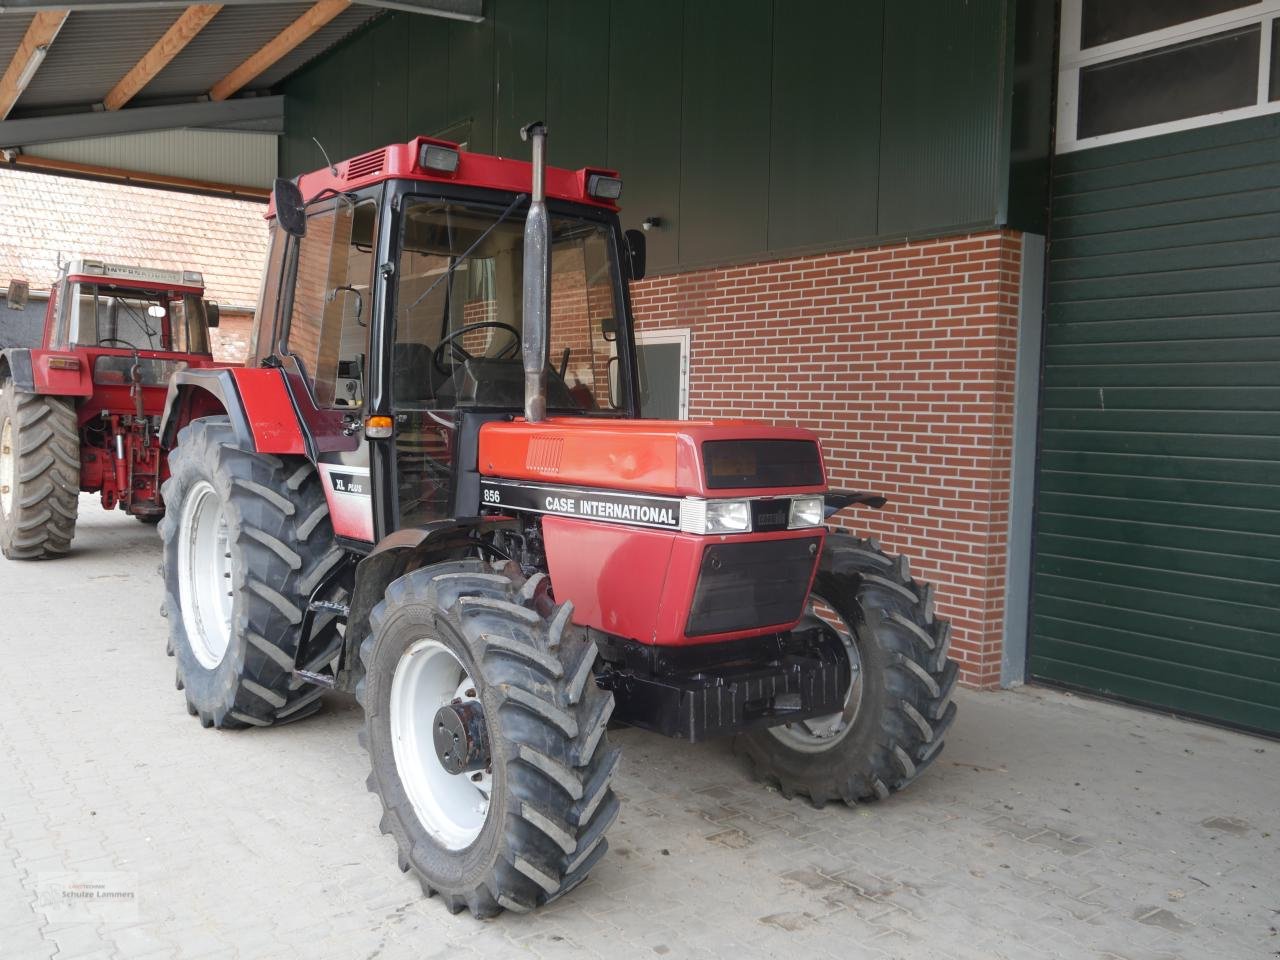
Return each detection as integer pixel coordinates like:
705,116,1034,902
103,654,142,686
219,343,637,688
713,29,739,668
477,418,827,499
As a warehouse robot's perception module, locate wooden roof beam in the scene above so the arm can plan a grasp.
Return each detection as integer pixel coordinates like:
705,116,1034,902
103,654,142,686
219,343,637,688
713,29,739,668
208,0,349,102
0,10,70,120
102,4,223,111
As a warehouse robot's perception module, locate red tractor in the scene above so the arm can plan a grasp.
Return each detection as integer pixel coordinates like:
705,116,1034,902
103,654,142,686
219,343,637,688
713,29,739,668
157,125,957,917
0,260,222,558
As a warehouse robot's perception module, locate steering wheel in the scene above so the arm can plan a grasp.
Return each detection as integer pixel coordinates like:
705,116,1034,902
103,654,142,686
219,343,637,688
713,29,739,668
99,338,140,350
431,321,521,376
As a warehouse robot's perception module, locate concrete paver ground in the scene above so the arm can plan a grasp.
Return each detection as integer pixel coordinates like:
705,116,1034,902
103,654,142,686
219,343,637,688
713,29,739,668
1,498,1276,960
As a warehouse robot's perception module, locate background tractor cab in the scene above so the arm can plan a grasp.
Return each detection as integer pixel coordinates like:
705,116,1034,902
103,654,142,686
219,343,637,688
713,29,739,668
157,126,956,919
0,259,222,558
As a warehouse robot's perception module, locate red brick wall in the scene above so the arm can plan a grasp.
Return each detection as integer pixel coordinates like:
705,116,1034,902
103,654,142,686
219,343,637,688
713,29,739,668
210,310,254,365
630,230,1023,687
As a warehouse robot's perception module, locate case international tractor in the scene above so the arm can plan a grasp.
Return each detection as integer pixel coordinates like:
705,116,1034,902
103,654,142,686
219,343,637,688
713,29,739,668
156,124,957,918
0,261,221,558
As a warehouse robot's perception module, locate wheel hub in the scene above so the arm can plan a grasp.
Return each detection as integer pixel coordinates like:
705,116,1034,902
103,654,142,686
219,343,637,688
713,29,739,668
176,480,234,669
390,640,493,850
768,592,865,752
433,699,490,775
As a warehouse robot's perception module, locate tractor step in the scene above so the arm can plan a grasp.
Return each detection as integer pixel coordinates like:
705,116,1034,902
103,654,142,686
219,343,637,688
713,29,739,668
292,669,336,689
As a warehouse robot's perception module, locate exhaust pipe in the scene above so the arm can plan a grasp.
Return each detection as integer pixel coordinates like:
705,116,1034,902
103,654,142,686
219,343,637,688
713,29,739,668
520,121,550,423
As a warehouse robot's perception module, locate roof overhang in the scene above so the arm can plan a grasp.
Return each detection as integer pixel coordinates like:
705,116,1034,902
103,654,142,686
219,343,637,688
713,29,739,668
0,0,481,189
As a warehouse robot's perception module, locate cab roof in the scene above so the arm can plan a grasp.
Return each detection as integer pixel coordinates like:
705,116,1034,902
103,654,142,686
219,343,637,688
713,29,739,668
270,136,622,218
65,260,204,290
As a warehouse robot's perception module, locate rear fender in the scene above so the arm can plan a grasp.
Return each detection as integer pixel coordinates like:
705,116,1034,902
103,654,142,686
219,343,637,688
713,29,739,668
6,348,89,396
340,520,508,688
0,348,34,391
160,367,305,455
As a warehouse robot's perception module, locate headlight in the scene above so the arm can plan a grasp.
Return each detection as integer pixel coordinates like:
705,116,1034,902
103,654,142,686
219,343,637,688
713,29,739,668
681,498,753,534
788,496,824,529
706,500,752,533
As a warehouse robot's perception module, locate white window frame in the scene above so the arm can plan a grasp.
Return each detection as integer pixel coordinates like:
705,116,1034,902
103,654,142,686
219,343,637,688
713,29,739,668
635,328,690,420
1057,0,1280,153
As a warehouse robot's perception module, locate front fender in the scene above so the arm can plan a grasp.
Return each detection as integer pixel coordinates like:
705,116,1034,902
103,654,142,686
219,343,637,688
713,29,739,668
340,520,509,688
824,489,887,520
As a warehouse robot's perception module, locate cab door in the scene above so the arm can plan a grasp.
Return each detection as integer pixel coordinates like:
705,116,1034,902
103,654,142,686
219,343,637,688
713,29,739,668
276,193,380,543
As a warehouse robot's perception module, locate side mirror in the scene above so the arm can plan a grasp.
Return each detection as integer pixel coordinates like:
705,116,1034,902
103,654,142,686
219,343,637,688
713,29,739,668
624,228,646,281
273,177,307,239
204,300,220,328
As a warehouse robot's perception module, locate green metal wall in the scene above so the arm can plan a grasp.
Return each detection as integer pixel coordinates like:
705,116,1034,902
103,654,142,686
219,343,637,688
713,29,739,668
279,0,1023,274
1031,113,1280,735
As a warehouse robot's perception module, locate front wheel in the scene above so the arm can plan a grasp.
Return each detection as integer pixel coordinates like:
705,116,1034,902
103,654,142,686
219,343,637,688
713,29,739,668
737,533,958,806
358,560,620,918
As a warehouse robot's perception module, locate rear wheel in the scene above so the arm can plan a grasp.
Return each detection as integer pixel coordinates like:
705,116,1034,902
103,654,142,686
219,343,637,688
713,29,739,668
737,533,958,806
160,416,342,728
0,379,79,560
358,560,620,918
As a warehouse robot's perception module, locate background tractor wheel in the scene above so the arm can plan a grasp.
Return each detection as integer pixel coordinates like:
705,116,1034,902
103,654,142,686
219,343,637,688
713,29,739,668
358,560,620,918
160,416,342,728
737,532,958,806
0,378,79,560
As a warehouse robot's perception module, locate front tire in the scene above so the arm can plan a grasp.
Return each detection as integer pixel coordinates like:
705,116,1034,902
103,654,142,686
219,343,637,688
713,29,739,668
737,533,958,806
160,416,342,728
0,380,79,560
358,560,620,918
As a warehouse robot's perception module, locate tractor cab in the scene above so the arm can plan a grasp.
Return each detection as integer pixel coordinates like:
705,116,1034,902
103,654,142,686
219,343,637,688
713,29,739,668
241,133,642,542
48,260,219,385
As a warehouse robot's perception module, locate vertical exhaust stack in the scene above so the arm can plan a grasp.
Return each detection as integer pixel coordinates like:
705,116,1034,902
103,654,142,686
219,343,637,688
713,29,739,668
521,121,550,423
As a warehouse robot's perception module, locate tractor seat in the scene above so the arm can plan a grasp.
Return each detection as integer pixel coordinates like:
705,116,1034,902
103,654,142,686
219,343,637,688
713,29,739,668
392,342,447,407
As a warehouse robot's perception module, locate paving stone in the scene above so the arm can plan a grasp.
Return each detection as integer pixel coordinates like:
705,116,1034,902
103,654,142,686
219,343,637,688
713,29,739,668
0,500,1276,960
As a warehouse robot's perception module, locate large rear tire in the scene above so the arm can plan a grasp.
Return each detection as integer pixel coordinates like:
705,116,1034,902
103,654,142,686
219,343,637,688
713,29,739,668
358,560,620,918
737,533,958,806
0,379,79,560
160,416,342,728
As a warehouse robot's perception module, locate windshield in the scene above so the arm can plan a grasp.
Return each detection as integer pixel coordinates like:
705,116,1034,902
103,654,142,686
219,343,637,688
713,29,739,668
64,283,211,355
393,197,624,413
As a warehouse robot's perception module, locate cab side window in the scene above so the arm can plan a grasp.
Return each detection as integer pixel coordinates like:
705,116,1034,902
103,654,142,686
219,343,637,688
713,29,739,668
248,223,286,365
284,198,377,408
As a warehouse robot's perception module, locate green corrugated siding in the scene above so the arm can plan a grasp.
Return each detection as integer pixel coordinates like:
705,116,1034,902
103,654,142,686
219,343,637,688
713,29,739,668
278,0,1023,272
1031,113,1280,735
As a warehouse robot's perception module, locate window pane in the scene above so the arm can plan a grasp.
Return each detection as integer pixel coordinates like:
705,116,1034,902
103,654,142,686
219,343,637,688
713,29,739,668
287,204,346,382
249,224,285,364
312,200,375,408
1081,0,1258,48
1078,26,1260,139
1271,18,1280,100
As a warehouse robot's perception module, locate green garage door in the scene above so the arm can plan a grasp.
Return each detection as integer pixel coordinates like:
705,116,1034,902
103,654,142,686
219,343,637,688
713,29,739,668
1031,114,1280,735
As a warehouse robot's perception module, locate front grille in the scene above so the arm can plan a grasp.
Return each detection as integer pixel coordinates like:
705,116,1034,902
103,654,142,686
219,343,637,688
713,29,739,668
686,536,820,637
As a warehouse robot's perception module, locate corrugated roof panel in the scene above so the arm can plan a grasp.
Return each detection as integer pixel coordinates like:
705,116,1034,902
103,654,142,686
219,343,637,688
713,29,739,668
16,9,176,110
251,7,381,90
0,12,37,74
28,128,276,190
139,2,318,101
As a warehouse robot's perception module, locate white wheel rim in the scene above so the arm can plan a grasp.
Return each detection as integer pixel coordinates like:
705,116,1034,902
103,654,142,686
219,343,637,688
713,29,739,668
0,417,13,518
390,639,492,851
177,480,234,669
768,593,865,753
